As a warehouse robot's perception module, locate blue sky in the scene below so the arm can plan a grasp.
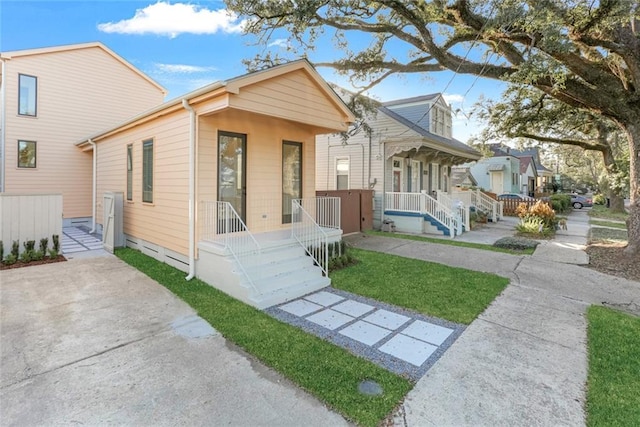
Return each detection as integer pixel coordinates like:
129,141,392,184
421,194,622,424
1,0,504,143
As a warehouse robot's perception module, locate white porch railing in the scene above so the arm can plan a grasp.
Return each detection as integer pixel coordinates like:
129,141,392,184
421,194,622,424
437,191,469,233
385,192,459,238
292,198,339,276
452,189,502,221
200,201,261,294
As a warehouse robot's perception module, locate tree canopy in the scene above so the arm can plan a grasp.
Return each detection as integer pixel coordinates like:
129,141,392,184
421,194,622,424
227,0,640,255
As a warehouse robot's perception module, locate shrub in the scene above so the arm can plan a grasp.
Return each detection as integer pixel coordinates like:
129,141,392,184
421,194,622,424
40,238,49,254
593,194,606,205
48,248,59,258
0,240,3,262
493,236,540,251
550,194,571,213
516,217,554,237
20,250,32,263
31,250,44,261
11,240,19,259
4,254,17,265
52,234,60,253
23,240,36,253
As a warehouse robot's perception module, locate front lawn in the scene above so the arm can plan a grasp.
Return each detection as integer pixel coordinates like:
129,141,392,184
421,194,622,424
116,246,509,425
587,306,640,426
589,227,628,244
366,230,535,255
588,204,629,221
590,219,627,230
332,248,510,325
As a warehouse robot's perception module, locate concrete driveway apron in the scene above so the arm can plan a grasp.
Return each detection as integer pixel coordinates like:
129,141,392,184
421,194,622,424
0,256,348,426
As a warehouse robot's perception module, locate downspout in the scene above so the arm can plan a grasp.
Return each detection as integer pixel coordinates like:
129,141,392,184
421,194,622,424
381,140,386,227
368,134,372,189
88,139,97,233
1,58,6,192
182,99,196,280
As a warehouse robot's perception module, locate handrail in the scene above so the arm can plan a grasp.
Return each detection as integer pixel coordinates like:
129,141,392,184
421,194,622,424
424,192,457,238
200,201,261,294
437,191,469,233
291,199,331,276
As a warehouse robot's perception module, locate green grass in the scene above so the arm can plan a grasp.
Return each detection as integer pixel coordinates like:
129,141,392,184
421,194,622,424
589,204,629,221
590,219,627,230
587,306,640,426
116,248,412,427
589,227,628,244
366,230,535,255
332,248,509,325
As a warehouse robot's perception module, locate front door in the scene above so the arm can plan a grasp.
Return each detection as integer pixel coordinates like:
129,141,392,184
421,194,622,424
218,131,247,222
491,171,504,194
282,141,302,224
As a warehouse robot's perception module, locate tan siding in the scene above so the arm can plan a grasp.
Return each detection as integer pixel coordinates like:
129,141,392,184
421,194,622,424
196,108,317,235
3,46,165,218
229,69,349,132
96,111,190,256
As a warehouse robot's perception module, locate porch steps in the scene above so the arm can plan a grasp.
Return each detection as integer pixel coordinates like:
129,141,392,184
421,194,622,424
423,213,452,236
197,238,330,309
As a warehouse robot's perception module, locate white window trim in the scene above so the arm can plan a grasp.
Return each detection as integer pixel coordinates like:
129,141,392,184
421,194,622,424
392,156,404,192
335,156,350,190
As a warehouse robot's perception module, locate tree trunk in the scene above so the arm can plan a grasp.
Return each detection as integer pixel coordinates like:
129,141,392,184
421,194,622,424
601,147,627,213
623,125,640,257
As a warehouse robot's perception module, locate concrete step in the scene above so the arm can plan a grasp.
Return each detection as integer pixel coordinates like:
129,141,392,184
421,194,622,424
250,275,330,309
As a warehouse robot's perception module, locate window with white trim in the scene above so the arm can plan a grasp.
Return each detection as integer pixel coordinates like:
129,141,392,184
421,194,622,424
336,157,349,190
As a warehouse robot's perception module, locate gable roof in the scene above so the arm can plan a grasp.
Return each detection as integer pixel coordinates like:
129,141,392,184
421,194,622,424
519,156,538,175
1,42,167,96
510,147,553,172
451,167,478,187
379,105,480,157
79,59,354,145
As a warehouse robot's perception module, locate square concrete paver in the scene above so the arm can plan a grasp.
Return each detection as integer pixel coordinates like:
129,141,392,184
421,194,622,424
402,320,454,346
339,320,392,346
304,291,344,307
379,334,438,366
363,309,411,330
279,299,324,317
306,309,354,330
331,300,375,318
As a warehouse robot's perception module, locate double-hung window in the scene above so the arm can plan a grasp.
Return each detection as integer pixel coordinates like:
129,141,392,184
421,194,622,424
142,139,153,203
336,157,349,190
19,74,37,116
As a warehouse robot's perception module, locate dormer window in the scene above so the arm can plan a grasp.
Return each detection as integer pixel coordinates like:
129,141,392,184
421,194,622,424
431,105,452,138
18,74,37,116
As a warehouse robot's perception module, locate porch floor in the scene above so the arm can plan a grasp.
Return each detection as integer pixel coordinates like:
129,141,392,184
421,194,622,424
265,287,464,381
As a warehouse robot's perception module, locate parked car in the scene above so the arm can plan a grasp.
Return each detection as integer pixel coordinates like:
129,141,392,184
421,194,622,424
570,194,593,209
497,193,536,201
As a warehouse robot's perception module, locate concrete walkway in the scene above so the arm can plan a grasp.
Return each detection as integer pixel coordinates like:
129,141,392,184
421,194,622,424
0,256,348,426
346,209,640,426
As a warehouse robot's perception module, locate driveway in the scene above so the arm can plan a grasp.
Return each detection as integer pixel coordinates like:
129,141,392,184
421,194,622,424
0,256,347,426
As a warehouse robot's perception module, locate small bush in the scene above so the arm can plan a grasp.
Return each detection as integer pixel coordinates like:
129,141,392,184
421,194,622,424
4,254,17,265
52,234,60,252
11,240,19,258
48,248,59,258
31,250,44,261
20,250,32,263
550,194,572,214
40,238,49,254
593,194,606,205
516,217,554,237
493,236,540,251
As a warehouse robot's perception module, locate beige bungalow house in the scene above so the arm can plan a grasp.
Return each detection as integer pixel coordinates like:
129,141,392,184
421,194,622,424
78,60,355,308
316,93,499,237
0,42,167,225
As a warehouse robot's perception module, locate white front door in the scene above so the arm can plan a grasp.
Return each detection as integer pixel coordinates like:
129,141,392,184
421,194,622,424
491,172,504,194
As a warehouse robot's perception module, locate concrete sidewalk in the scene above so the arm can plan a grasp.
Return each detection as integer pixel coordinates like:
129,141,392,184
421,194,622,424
346,209,640,426
0,257,348,426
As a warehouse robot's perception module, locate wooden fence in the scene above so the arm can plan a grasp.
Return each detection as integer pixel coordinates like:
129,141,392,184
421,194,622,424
0,194,63,255
499,198,550,216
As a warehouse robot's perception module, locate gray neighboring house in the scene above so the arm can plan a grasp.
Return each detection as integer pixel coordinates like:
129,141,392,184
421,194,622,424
316,92,481,234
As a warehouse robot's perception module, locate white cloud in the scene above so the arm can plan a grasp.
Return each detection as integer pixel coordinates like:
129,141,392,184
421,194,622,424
97,2,245,38
268,38,289,48
154,63,217,73
443,93,465,104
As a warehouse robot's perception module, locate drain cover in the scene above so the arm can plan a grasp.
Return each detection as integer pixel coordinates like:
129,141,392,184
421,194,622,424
358,380,383,395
